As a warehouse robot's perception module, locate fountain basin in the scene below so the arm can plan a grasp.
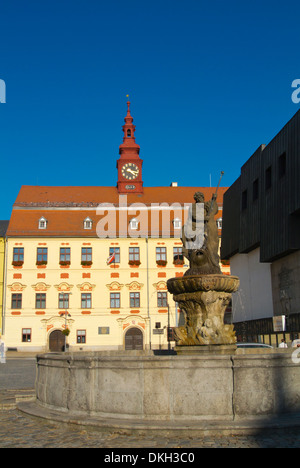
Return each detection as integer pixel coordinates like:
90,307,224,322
23,350,300,435
167,274,240,294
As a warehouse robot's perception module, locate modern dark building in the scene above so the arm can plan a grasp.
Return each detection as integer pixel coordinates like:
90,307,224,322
221,109,300,345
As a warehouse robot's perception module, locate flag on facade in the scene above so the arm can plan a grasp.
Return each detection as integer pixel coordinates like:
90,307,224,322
106,252,115,265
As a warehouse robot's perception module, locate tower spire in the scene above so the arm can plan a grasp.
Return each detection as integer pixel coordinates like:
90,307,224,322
126,97,131,115
117,99,143,194
119,98,140,155
125,95,132,122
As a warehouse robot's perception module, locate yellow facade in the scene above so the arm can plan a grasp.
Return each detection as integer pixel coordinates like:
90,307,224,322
0,236,6,336
4,236,191,352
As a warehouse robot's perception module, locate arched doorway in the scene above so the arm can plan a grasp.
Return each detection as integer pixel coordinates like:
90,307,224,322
125,327,143,350
49,330,65,352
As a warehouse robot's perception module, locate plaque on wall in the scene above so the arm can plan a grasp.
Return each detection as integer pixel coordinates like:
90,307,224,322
153,329,164,335
273,315,286,332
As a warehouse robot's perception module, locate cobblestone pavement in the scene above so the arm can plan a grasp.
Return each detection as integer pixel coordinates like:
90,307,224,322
0,357,36,390
1,408,300,448
1,357,300,448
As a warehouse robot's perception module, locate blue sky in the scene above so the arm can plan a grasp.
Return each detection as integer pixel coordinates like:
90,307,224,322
0,0,299,219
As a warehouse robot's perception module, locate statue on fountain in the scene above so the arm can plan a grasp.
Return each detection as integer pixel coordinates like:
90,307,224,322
181,191,221,276
167,175,240,352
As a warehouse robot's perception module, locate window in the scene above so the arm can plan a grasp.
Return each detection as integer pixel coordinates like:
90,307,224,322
130,292,140,308
37,248,48,264
110,292,120,308
60,248,70,264
265,166,272,190
22,329,31,343
13,248,24,263
109,247,120,263
129,218,139,230
81,247,92,264
173,247,183,264
173,218,182,229
12,293,22,309
129,247,140,263
217,218,222,229
156,247,167,266
127,129,131,137
81,293,92,309
84,217,93,230
77,330,86,344
253,179,259,201
279,152,286,178
156,247,167,261
59,293,69,309
157,291,168,308
38,217,47,229
241,190,248,211
36,293,46,309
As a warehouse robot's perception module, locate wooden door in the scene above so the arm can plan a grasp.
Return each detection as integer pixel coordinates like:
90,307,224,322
125,328,143,350
49,330,65,352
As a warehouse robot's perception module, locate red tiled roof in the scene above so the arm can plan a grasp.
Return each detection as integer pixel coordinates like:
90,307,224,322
7,185,227,237
13,185,228,207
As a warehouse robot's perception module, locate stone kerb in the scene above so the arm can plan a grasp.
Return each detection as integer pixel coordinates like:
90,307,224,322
34,351,300,424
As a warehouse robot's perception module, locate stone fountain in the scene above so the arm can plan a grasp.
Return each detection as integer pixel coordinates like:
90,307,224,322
19,188,300,434
167,190,240,353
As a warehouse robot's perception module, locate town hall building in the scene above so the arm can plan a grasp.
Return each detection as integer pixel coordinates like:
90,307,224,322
2,101,228,352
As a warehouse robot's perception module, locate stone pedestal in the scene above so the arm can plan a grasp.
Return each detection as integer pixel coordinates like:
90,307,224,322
167,274,240,347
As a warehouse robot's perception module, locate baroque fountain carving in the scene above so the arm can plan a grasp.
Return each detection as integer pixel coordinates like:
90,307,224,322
167,184,240,351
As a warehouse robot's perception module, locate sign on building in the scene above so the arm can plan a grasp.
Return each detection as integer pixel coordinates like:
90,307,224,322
273,315,286,332
0,340,6,364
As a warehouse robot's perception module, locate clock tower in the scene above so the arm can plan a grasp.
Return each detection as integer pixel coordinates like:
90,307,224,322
117,100,143,194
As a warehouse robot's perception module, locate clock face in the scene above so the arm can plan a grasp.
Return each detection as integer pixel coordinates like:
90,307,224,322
121,163,139,180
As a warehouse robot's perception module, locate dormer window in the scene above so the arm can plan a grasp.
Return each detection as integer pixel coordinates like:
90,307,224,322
173,218,182,229
84,217,93,230
39,217,47,230
129,218,139,230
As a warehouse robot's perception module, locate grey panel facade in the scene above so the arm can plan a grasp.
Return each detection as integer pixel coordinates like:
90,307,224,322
221,109,300,263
